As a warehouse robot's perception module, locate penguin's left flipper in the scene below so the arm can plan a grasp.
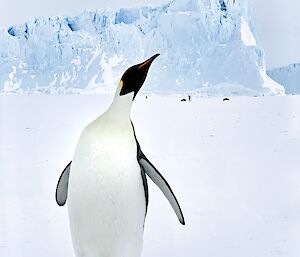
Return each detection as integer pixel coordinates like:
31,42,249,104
137,146,185,225
55,161,72,206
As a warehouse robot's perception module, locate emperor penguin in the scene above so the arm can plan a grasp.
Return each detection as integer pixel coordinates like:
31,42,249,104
55,54,185,257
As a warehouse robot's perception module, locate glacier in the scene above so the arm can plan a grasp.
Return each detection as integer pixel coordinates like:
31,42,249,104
267,63,300,94
0,0,284,95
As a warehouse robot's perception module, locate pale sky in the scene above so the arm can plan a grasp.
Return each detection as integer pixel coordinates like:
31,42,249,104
252,0,300,69
0,0,299,69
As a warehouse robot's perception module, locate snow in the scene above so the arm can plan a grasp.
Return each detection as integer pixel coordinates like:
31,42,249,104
267,63,300,95
0,0,284,96
260,69,284,96
240,16,256,46
1,94,300,257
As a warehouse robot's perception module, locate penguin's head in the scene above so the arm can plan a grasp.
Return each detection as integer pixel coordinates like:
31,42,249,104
118,54,159,100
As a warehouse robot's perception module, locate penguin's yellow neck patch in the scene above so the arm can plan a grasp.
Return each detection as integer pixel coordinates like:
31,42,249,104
119,80,123,90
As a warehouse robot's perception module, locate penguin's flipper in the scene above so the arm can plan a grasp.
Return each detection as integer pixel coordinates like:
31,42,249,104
131,122,185,225
55,161,72,206
138,153,185,225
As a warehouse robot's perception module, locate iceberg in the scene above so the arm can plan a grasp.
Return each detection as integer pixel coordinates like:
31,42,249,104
0,0,284,95
267,63,300,95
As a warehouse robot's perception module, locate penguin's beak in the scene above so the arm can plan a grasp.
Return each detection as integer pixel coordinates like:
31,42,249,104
138,54,160,70
131,53,159,99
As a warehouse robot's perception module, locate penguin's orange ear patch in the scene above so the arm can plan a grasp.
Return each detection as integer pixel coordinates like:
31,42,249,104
119,80,123,90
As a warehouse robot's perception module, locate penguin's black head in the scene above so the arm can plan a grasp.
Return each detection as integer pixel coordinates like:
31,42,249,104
119,54,159,99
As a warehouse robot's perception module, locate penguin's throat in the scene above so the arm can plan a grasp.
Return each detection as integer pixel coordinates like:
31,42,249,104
107,93,134,118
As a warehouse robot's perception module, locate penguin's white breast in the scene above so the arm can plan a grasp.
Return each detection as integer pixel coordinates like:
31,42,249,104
69,120,145,217
67,119,146,257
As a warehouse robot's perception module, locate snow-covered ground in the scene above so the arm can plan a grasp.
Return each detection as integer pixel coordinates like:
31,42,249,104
0,94,299,257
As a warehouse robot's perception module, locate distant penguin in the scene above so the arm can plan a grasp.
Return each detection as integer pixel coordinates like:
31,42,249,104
55,54,185,257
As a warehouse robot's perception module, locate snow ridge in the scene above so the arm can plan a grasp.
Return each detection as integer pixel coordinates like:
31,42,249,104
0,0,284,95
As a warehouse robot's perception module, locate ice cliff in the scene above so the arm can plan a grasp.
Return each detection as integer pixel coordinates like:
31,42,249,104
0,0,284,95
267,63,300,95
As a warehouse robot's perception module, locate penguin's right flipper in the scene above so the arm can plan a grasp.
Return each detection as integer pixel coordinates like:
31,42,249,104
131,122,185,225
55,161,72,206
138,157,185,225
